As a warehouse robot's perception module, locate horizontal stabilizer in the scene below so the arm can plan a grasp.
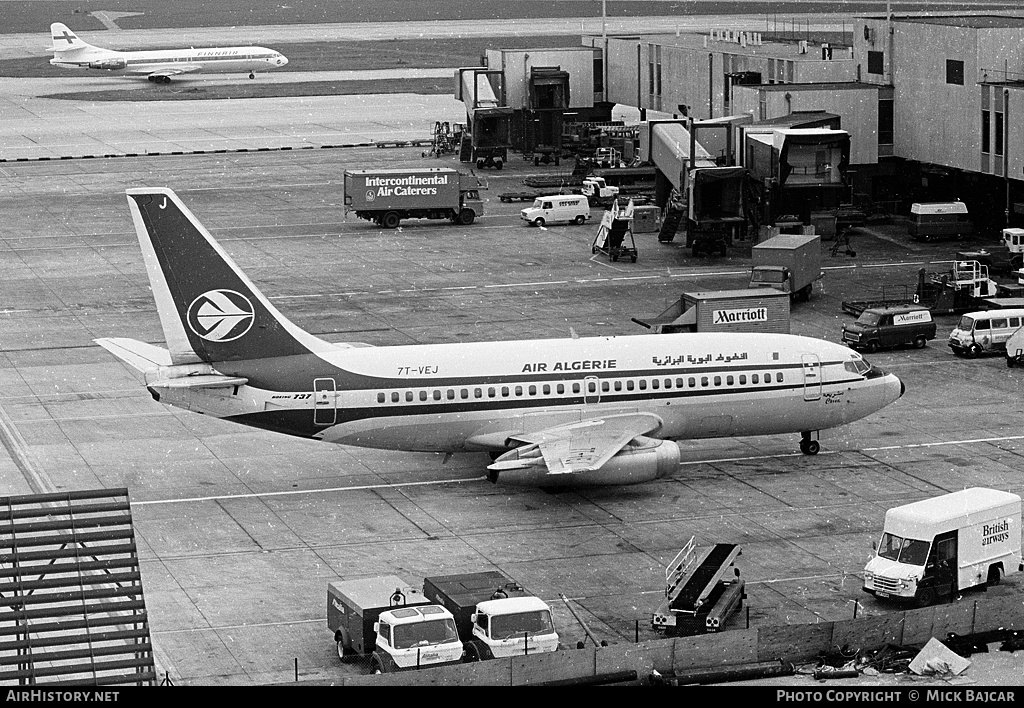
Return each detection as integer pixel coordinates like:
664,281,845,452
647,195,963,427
149,375,248,389
95,337,173,371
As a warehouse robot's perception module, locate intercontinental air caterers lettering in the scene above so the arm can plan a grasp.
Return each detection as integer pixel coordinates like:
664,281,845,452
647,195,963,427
364,173,449,198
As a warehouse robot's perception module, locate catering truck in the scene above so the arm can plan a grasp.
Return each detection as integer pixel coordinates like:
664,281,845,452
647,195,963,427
632,288,790,334
327,576,464,673
423,571,559,661
344,167,483,228
862,488,1022,607
749,233,823,302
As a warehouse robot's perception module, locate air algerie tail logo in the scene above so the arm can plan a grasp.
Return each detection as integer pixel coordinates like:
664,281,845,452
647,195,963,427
186,290,255,342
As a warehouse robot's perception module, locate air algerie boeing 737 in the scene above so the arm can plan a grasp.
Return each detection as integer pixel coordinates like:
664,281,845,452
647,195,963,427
95,189,905,487
49,23,287,83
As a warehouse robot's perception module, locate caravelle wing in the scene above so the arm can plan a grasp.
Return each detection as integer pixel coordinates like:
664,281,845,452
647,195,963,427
489,413,663,476
144,66,202,78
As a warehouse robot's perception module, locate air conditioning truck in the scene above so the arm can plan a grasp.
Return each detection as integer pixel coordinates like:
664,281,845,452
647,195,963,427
344,167,483,229
328,576,464,673
423,571,559,661
863,488,1022,607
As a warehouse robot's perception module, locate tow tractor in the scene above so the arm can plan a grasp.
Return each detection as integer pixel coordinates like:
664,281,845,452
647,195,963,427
651,538,745,636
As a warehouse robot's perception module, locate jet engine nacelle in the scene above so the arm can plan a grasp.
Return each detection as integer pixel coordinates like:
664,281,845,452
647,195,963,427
89,58,127,70
487,436,680,487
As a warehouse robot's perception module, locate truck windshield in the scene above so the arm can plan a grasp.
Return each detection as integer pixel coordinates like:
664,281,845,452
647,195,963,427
392,619,459,649
956,315,975,331
877,533,930,566
489,610,554,639
856,312,882,326
752,270,785,284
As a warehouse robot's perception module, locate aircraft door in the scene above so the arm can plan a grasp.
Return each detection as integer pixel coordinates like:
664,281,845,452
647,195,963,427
583,376,601,405
314,378,336,426
801,354,821,401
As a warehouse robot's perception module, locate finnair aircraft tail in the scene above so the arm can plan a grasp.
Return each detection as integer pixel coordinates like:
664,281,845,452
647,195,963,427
98,188,905,488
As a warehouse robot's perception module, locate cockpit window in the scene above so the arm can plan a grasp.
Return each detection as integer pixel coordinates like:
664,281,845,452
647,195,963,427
844,358,871,376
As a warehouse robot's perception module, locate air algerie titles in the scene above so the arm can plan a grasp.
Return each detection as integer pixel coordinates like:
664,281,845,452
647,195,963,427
521,360,617,373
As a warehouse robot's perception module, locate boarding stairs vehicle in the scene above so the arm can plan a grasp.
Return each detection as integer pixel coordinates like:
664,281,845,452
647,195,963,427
592,199,638,262
651,537,745,636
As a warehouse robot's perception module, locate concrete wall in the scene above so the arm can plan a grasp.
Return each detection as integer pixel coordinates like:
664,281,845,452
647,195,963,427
340,595,1024,686
892,23,980,171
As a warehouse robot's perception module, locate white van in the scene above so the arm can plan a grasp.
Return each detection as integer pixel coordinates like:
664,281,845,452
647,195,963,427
521,195,591,227
947,308,1024,357
863,488,1022,607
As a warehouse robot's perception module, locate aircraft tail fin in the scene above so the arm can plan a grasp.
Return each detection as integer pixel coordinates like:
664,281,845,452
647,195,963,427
124,188,338,366
50,23,95,53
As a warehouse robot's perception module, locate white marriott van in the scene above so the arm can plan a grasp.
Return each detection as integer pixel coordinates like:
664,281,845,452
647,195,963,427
521,195,591,227
863,488,1022,607
947,308,1024,357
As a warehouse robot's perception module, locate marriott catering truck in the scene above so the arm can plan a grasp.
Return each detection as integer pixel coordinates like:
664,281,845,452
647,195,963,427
344,167,483,228
863,488,1022,607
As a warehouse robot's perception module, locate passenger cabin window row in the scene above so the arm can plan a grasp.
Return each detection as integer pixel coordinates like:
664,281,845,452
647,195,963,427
374,371,788,404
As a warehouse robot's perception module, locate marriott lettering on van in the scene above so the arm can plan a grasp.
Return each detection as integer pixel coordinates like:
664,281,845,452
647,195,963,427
894,311,930,325
714,307,768,325
983,520,1012,547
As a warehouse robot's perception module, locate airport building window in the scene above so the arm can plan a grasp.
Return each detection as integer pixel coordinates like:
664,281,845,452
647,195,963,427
867,50,884,75
946,59,964,85
377,393,385,403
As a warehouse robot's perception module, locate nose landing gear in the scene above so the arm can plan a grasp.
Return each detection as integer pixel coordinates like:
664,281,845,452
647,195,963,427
800,431,820,455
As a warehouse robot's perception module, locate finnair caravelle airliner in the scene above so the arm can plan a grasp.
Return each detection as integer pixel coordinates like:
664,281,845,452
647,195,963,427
96,189,905,487
49,23,288,83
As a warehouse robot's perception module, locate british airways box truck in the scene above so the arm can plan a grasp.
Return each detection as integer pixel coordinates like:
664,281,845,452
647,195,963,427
344,167,483,229
863,488,1022,607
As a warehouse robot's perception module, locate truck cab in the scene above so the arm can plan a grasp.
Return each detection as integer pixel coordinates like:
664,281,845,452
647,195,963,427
423,571,559,662
863,488,1022,607
466,596,559,660
581,177,619,206
371,605,464,673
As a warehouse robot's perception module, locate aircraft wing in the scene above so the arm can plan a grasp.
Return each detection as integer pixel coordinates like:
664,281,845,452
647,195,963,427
144,66,202,78
489,413,663,476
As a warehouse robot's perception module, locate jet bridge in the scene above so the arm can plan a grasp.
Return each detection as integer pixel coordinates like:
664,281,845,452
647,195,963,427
456,67,512,169
642,120,747,253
